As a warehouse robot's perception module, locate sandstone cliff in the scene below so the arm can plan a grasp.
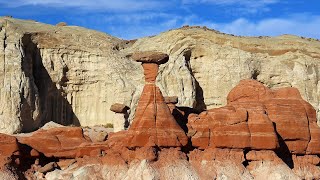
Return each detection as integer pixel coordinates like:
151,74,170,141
1,17,320,133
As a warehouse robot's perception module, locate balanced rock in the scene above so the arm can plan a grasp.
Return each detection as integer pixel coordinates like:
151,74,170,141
164,96,178,104
110,103,129,132
108,52,188,147
110,103,129,114
164,96,178,112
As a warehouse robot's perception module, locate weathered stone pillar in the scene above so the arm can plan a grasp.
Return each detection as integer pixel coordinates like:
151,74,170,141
121,51,188,147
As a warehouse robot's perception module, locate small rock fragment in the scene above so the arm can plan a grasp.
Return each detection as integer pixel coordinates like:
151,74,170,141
164,96,178,104
56,22,67,26
38,162,58,174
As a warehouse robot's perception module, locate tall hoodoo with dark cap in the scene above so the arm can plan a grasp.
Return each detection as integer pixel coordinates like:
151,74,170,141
122,51,188,147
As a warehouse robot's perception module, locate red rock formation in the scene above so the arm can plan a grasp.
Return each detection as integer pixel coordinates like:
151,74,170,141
228,80,320,154
292,155,320,179
188,79,320,154
188,103,278,150
246,150,282,163
189,148,248,179
16,127,109,158
0,133,19,166
0,79,319,179
108,52,188,147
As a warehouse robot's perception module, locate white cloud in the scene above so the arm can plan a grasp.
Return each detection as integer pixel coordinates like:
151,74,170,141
62,12,184,39
207,14,320,39
2,0,318,40
182,0,279,6
182,0,280,14
2,0,169,11
101,13,320,39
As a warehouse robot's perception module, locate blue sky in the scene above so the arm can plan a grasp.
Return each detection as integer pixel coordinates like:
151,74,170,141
1,0,320,40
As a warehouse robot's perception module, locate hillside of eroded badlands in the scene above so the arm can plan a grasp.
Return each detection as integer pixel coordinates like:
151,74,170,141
0,17,319,179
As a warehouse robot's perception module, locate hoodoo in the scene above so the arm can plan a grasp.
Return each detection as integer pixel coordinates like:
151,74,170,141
108,51,188,147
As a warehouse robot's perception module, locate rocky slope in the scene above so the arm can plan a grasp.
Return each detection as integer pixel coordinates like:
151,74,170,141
1,17,320,134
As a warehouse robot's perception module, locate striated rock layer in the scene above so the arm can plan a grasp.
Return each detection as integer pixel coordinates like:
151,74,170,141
188,80,320,154
108,52,188,147
1,17,320,134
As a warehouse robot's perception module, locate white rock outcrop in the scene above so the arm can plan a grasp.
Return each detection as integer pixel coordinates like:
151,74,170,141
1,18,320,134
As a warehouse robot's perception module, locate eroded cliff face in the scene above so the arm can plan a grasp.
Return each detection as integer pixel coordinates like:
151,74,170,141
0,18,144,133
0,17,320,134
124,27,320,125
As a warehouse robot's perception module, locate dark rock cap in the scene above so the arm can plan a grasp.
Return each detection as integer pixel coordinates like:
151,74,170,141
132,51,169,64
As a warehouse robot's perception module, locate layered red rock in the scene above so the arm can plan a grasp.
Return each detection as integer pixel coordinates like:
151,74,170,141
108,52,188,147
16,127,109,158
188,79,320,154
0,133,19,166
187,103,278,150
228,79,320,154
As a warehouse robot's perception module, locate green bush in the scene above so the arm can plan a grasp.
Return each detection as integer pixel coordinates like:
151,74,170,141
103,123,114,128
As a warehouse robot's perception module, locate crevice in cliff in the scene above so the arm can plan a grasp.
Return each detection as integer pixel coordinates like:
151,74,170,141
2,26,7,85
183,49,206,112
21,34,80,132
21,34,41,132
242,149,250,167
10,143,60,179
251,69,260,80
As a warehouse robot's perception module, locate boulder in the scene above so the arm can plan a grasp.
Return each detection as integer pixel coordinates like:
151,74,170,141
56,22,67,26
164,96,178,104
164,96,178,112
16,127,108,158
38,162,58,174
83,126,109,142
110,103,129,114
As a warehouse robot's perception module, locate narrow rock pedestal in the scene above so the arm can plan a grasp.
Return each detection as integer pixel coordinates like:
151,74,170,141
108,51,188,147
128,51,188,147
